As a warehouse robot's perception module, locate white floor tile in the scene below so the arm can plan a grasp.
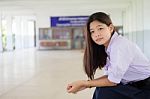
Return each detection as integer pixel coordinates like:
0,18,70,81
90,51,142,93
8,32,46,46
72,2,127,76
0,49,103,99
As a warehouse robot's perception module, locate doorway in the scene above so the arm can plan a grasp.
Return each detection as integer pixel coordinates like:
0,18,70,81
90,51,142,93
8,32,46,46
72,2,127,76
72,28,84,49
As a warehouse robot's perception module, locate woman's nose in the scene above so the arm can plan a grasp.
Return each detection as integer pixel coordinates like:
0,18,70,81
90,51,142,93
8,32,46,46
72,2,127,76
95,32,100,38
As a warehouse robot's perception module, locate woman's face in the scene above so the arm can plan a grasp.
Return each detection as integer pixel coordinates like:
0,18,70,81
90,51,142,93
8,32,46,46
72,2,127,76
90,20,114,47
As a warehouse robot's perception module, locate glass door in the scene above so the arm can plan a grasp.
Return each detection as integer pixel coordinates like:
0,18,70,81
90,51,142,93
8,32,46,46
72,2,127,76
1,17,7,51
72,27,84,49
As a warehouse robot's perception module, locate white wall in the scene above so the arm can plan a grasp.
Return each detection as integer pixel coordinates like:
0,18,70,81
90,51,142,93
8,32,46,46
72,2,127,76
143,0,150,58
35,10,123,27
122,0,150,58
143,0,150,30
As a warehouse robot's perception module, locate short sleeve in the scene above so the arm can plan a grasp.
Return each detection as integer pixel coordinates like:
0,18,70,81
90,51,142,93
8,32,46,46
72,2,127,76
107,41,134,83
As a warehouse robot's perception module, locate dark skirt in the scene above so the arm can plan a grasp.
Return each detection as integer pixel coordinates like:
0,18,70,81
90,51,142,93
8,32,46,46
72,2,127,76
93,81,150,99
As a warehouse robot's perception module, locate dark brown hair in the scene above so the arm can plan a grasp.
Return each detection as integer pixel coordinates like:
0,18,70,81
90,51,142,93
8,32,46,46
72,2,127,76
83,12,114,80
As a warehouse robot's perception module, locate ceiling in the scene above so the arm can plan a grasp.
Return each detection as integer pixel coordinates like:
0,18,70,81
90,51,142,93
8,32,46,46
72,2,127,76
0,0,131,9
0,0,132,16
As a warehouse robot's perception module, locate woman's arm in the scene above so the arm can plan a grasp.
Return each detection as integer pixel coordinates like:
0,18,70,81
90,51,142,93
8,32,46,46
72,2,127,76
67,75,117,94
85,75,117,88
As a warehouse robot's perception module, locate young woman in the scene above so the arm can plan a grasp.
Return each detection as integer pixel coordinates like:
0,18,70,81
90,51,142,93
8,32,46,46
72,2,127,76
67,12,150,99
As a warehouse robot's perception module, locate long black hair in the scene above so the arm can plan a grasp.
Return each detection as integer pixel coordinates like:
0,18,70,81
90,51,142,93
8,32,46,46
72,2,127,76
83,12,114,80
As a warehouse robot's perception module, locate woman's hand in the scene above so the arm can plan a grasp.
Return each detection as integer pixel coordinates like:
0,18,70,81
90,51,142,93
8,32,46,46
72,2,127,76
67,80,88,94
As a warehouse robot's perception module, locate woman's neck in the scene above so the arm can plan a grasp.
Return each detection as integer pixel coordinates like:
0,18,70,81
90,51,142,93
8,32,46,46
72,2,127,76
104,39,110,49
104,31,115,49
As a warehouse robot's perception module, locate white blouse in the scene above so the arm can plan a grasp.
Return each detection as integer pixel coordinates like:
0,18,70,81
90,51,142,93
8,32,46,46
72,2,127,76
104,32,150,84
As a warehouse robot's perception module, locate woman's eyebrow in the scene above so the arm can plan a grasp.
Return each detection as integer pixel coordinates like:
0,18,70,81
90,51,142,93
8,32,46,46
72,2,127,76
96,25,103,28
90,25,103,30
90,29,93,31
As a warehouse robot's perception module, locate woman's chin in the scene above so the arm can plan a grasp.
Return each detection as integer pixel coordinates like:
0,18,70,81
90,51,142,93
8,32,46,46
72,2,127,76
96,42,103,45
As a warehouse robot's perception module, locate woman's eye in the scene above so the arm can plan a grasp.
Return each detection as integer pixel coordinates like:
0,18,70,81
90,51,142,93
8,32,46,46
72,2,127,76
90,31,94,34
98,28,103,30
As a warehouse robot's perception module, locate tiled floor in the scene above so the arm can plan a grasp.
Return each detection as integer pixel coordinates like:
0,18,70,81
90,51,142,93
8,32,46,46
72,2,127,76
0,49,103,99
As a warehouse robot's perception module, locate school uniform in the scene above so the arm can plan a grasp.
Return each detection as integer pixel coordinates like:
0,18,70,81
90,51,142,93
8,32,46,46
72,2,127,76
93,32,150,99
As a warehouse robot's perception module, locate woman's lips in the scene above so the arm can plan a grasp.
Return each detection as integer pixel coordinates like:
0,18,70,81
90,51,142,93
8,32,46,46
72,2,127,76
96,38,103,42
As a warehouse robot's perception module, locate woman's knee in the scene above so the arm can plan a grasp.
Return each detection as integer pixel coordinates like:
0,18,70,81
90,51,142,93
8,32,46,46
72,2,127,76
93,87,111,99
92,86,130,99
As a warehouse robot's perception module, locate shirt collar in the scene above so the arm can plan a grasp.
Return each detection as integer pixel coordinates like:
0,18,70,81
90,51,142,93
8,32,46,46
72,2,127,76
106,32,119,54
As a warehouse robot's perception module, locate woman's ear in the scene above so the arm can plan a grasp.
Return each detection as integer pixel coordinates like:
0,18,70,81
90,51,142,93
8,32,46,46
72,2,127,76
109,24,114,33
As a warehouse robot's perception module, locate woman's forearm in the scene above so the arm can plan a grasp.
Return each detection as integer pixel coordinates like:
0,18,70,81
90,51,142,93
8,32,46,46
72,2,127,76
85,75,117,88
